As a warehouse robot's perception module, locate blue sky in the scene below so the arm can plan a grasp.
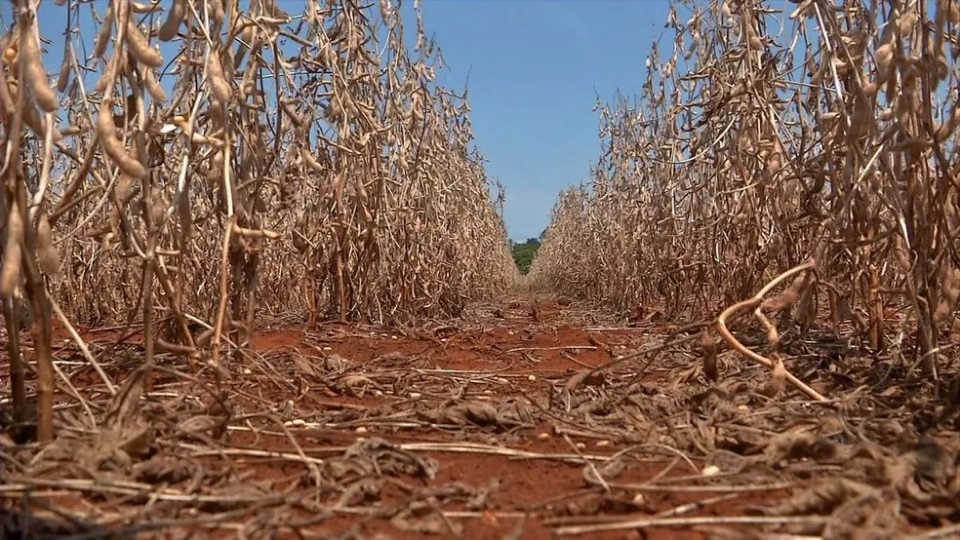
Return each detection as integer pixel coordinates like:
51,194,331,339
10,0,674,243
417,0,672,241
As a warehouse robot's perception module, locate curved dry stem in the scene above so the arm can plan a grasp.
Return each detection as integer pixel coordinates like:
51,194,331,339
715,261,827,403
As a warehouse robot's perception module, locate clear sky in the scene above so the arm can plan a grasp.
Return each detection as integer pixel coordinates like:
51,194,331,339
418,0,672,241
13,0,674,243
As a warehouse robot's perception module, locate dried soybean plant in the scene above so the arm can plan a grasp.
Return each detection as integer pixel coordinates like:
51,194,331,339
1,0,513,441
286,0,514,326
1,0,59,441
531,0,960,380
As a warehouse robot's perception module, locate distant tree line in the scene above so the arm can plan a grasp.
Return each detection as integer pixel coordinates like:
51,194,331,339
510,231,545,274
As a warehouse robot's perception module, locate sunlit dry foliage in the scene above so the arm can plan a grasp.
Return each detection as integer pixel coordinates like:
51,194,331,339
531,0,960,378
0,0,514,439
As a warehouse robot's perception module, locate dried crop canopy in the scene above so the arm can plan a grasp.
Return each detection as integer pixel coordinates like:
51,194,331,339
531,0,960,382
0,0,515,442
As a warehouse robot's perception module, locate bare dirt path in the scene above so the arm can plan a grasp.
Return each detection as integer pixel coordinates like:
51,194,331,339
2,294,959,539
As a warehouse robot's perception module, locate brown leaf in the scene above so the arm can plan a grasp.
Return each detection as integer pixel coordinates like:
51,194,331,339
446,401,501,426
390,504,462,536
336,477,382,507
337,373,378,398
176,415,226,441
421,401,505,427
757,478,873,516
103,366,148,429
132,456,193,484
762,356,787,398
322,353,353,372
764,429,837,465
700,329,719,382
564,369,605,391
292,352,324,378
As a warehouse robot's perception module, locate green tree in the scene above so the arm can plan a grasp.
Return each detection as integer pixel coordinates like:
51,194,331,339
511,237,541,274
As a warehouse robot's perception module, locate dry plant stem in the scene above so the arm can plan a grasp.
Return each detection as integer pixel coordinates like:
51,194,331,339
716,261,827,403
48,135,101,225
506,346,597,353
149,256,197,350
4,3,56,442
553,515,829,536
583,332,703,381
2,297,26,426
20,177,55,442
0,478,288,504
28,113,56,222
2,10,28,434
47,351,97,429
905,525,960,540
562,432,610,493
211,217,236,372
47,293,116,395
165,93,206,349
652,494,742,518
544,494,742,526
273,418,323,504
132,84,157,386
610,482,794,493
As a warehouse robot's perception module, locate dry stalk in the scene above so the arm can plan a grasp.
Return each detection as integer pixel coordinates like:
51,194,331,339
1,0,515,445
530,0,960,387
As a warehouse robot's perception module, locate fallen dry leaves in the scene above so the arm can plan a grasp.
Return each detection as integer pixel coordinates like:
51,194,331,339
2,296,958,539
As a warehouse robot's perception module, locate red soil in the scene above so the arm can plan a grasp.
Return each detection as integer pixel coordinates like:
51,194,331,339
6,295,954,539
